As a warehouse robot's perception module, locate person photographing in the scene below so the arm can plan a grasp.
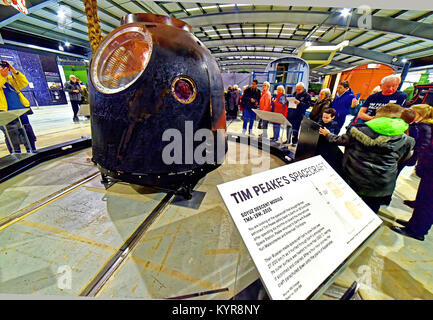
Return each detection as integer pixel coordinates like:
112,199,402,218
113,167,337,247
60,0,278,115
0,60,37,153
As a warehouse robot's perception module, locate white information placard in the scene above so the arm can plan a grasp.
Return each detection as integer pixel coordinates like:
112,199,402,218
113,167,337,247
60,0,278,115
287,97,297,109
217,156,382,300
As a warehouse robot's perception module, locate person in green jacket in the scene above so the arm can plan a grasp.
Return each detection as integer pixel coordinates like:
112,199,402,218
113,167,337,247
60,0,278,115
319,103,415,213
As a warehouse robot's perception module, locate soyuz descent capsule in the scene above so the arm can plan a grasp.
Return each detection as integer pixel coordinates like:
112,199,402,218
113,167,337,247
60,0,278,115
88,13,227,197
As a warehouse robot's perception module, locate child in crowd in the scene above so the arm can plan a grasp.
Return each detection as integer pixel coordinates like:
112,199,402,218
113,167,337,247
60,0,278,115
319,103,415,213
317,108,340,135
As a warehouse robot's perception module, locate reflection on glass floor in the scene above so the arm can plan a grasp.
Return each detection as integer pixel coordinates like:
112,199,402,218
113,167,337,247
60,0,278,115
0,105,91,158
0,123,432,300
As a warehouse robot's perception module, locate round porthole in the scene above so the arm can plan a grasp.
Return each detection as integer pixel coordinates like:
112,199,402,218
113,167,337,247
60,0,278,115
90,24,153,94
171,75,197,104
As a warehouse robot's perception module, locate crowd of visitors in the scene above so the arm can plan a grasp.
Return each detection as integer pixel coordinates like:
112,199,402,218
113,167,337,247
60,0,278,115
225,74,432,241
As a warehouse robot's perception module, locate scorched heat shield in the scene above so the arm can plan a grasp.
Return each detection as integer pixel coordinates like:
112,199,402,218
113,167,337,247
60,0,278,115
89,13,227,192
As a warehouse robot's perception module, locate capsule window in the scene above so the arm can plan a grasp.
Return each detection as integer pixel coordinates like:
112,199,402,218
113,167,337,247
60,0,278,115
171,76,197,104
90,25,153,94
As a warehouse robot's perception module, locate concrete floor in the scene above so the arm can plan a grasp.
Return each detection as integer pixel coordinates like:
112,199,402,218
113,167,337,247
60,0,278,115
0,110,431,300
0,142,284,298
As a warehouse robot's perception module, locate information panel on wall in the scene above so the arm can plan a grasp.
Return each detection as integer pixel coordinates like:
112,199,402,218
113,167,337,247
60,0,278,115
217,156,382,300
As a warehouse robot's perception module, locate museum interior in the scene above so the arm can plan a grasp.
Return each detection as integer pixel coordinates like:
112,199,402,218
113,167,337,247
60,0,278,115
0,0,433,301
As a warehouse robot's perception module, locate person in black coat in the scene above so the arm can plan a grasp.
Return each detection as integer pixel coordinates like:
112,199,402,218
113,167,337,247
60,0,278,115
319,103,415,213
309,88,332,122
64,75,82,122
227,85,240,120
286,82,311,144
391,104,433,241
241,80,261,135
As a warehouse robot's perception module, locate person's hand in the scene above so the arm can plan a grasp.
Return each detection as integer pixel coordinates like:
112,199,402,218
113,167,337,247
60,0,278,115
73,90,80,93
294,99,300,105
0,67,8,77
250,98,255,103
351,98,359,107
319,127,330,136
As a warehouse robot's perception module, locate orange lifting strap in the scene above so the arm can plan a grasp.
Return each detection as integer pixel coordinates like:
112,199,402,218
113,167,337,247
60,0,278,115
83,0,103,53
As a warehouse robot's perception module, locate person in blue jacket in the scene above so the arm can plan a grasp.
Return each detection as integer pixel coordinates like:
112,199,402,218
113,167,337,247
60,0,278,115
331,80,356,131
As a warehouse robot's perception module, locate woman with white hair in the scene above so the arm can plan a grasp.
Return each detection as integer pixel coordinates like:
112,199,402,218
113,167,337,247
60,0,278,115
270,85,288,141
309,88,332,122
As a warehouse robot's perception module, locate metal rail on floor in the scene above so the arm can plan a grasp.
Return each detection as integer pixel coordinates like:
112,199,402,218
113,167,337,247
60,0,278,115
79,192,176,297
0,171,100,231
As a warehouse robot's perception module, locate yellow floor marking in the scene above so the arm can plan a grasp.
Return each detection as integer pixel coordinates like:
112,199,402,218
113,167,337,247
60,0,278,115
204,248,239,255
18,220,117,253
159,221,184,271
133,256,233,297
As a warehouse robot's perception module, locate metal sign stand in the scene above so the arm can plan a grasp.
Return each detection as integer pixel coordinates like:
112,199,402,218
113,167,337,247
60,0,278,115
252,109,292,146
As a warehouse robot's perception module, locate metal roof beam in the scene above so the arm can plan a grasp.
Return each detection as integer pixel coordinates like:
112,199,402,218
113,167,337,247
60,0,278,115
202,37,405,67
182,10,433,41
23,14,89,37
105,0,129,15
7,21,89,47
41,7,113,33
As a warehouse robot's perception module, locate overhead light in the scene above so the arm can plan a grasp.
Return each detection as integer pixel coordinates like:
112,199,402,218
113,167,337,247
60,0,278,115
305,41,312,47
58,11,65,19
401,58,408,63
64,41,70,47
58,45,64,51
340,8,351,17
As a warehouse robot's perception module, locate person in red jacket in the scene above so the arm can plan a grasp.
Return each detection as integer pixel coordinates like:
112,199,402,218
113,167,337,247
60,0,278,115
259,81,271,138
271,85,288,141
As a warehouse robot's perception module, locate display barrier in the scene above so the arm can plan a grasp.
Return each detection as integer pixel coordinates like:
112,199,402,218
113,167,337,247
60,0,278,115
293,117,322,162
0,136,92,184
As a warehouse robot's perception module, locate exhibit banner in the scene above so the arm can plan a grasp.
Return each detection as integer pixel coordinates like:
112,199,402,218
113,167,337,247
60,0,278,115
217,155,382,300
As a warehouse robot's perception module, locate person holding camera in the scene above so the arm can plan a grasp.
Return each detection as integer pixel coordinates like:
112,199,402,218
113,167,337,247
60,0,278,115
0,60,37,153
64,74,82,123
